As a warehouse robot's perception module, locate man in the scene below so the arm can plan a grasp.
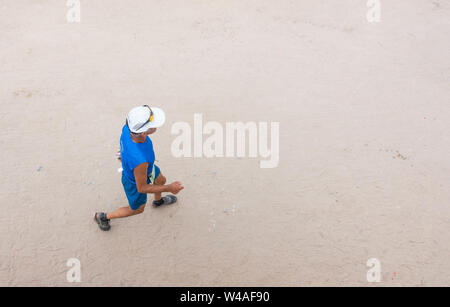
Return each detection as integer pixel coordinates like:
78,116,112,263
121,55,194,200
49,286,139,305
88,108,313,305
94,105,184,231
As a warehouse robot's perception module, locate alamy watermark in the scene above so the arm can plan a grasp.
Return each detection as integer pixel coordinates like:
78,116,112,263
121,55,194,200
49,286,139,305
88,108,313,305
171,114,279,168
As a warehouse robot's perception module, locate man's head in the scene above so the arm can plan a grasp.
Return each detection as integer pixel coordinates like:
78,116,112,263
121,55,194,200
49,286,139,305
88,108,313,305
126,105,166,142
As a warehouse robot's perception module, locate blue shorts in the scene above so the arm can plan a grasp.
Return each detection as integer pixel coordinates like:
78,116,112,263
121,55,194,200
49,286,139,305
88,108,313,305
121,165,161,210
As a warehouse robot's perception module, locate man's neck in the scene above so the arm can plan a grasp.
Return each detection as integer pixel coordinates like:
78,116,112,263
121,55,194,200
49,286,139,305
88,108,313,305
130,134,146,143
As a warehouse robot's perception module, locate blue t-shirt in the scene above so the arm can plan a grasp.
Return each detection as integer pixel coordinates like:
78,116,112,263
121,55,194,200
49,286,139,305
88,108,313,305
120,124,155,184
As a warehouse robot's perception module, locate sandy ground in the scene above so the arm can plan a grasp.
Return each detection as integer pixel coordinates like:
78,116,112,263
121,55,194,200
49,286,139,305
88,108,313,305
0,0,449,286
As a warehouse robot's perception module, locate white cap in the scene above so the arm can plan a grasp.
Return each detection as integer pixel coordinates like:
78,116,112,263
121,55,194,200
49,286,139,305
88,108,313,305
126,106,166,133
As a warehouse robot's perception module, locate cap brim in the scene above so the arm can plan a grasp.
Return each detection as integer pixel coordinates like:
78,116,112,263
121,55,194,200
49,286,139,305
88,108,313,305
135,107,166,133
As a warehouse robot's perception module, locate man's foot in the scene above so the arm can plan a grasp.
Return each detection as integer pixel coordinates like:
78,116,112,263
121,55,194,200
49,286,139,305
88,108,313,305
153,195,177,207
94,212,111,231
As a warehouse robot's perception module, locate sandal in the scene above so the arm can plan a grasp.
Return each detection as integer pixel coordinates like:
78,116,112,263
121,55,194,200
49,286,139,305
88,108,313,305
153,195,177,207
94,212,111,231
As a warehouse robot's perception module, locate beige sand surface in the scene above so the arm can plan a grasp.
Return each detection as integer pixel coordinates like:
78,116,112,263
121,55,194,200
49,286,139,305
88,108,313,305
0,0,449,286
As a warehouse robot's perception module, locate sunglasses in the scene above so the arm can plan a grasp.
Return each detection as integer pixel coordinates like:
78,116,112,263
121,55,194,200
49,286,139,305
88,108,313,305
127,105,154,133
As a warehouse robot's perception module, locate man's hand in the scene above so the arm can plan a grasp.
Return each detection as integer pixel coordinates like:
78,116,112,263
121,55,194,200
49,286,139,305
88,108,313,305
167,181,184,194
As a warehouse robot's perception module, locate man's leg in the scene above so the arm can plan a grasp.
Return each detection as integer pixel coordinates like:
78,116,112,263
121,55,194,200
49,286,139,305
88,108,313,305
94,173,150,230
106,204,145,220
153,173,166,201
94,205,145,231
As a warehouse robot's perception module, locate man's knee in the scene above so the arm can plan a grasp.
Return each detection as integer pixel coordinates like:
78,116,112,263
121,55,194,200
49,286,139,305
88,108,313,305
155,174,166,185
133,204,146,214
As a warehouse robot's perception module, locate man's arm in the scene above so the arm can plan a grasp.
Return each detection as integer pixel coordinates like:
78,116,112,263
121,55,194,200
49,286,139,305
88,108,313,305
134,163,183,194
